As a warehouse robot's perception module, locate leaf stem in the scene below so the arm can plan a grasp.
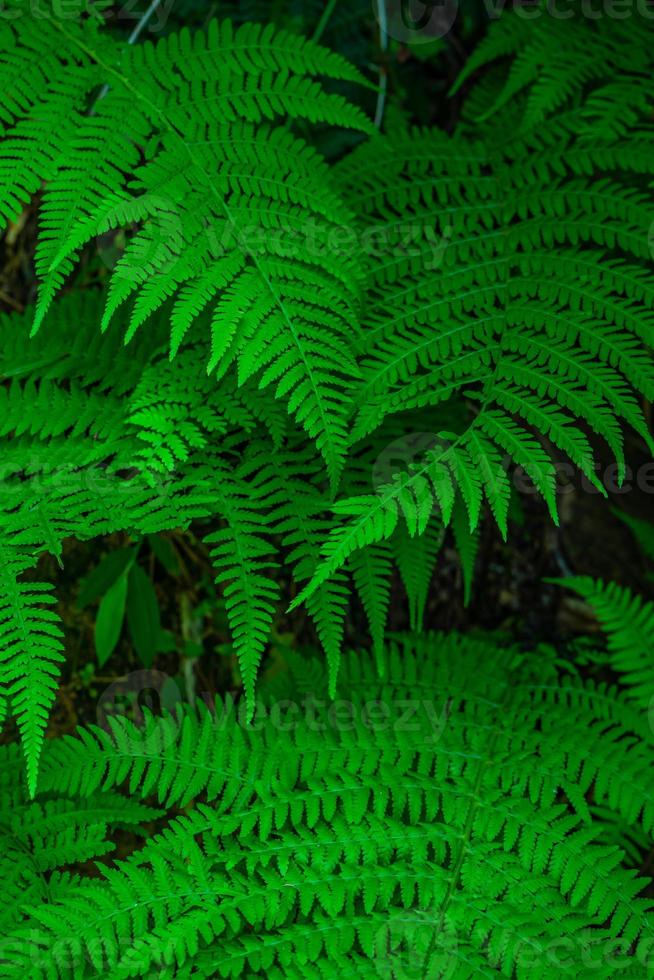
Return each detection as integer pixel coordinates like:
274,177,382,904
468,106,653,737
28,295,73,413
92,0,167,109
127,0,167,44
374,0,388,129
312,0,339,43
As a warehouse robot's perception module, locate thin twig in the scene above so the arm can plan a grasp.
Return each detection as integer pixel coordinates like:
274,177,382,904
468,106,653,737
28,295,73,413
127,0,166,44
92,0,167,110
312,0,339,44
374,0,388,130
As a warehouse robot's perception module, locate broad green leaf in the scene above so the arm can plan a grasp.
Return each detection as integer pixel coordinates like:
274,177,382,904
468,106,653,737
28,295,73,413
78,546,138,609
126,564,161,668
95,573,129,667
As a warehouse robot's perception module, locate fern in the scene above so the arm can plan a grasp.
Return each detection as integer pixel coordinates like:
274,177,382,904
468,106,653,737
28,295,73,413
3,10,654,974
452,5,653,138
0,8,374,486
205,455,282,716
551,576,654,709
0,292,462,774
294,91,654,607
1,3,654,787
0,632,651,977
0,539,65,796
0,739,160,936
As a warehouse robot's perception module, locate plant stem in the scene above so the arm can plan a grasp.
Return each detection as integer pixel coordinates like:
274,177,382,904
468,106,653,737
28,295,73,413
92,0,167,109
127,0,166,44
313,0,339,43
374,0,388,129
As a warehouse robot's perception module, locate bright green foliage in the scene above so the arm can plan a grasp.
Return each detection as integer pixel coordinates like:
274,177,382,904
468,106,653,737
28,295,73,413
0,739,161,936
0,7,373,486
0,290,331,774
0,632,652,977
295,106,654,605
0,542,65,796
0,3,653,787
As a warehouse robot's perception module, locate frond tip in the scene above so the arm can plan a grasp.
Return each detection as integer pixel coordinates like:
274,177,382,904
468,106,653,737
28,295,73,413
0,551,64,796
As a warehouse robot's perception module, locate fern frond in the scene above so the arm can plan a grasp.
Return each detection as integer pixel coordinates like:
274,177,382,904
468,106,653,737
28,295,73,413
550,577,654,708
452,9,653,136
271,456,350,693
349,542,392,675
0,11,373,485
13,632,654,978
205,457,282,720
390,518,444,630
0,541,64,796
0,293,294,768
297,106,654,599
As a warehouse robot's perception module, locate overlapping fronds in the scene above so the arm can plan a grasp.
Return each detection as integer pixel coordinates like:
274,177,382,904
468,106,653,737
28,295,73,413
1,633,651,978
